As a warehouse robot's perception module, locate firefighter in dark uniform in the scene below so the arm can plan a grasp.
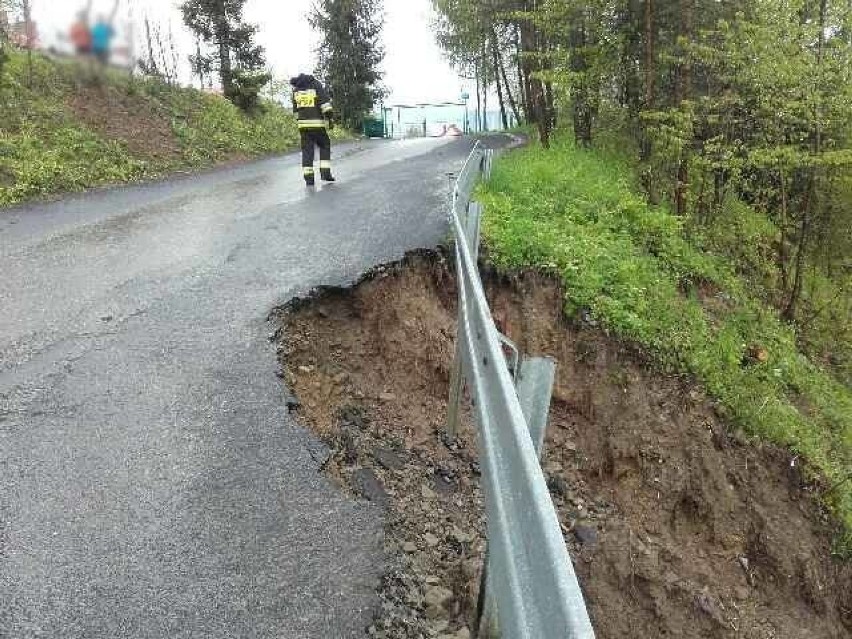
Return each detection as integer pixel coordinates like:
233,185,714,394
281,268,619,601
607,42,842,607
290,73,336,186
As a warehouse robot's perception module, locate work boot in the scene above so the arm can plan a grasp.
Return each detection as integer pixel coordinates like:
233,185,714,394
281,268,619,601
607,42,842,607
304,176,315,186
320,168,335,182
303,168,315,186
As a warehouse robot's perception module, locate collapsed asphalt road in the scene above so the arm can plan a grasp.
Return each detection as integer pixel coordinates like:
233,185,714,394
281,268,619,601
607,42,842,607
0,137,485,638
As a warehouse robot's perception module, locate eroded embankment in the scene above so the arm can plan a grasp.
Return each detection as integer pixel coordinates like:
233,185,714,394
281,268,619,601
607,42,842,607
274,252,851,639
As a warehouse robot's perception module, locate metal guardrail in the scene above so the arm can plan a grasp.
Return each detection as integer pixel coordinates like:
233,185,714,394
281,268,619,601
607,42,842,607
447,141,596,639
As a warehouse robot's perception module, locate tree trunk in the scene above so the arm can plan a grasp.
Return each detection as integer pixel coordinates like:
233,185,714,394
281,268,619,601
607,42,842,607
674,0,693,216
784,179,813,322
779,170,789,295
640,0,655,168
497,48,521,126
785,0,828,321
492,25,520,126
145,17,158,75
512,27,522,109
848,0,852,47
517,21,536,124
215,9,232,98
570,18,592,146
195,39,205,87
624,0,643,124
532,79,550,149
674,0,693,105
521,64,533,124
155,24,170,83
643,0,655,111
545,81,556,128
475,67,482,132
481,42,489,132
218,38,232,96
814,0,826,155
169,24,179,85
491,34,509,129
695,170,707,223
519,8,550,146
675,159,688,215
514,28,531,123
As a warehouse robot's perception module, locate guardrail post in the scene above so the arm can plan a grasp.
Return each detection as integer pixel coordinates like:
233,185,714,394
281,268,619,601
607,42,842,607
484,148,494,180
477,564,500,638
446,345,464,438
516,357,557,459
466,202,482,262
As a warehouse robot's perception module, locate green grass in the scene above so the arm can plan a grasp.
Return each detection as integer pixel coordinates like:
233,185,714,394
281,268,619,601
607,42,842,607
689,193,852,389
479,133,852,554
0,51,305,207
0,54,147,204
152,82,301,164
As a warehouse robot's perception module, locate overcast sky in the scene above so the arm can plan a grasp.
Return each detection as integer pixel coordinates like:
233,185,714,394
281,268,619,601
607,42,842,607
31,0,469,106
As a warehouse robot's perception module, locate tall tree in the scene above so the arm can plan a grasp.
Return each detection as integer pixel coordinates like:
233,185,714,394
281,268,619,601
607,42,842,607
491,23,521,125
181,0,269,110
491,33,508,128
428,0,852,381
310,0,385,130
432,0,550,138
432,0,489,127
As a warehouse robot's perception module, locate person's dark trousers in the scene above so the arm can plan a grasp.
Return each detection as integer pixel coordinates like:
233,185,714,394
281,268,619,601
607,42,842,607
300,128,334,184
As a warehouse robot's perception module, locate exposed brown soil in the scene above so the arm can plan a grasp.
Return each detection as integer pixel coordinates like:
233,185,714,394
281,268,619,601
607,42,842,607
485,269,852,638
276,252,852,639
277,255,482,639
69,84,183,163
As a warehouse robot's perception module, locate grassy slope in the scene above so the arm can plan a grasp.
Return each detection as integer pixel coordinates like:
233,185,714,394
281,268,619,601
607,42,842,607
480,134,852,553
0,51,319,207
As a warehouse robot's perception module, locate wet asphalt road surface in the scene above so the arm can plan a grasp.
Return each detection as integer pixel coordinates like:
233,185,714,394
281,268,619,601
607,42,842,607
0,137,477,638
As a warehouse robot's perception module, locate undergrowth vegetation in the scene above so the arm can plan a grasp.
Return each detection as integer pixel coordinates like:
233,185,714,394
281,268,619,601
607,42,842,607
0,51,306,206
480,134,852,554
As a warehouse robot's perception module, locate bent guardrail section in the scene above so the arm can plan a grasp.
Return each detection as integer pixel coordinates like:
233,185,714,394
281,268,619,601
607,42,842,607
447,141,595,639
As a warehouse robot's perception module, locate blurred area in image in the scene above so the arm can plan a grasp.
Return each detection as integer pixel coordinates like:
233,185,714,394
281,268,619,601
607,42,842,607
1,0,133,71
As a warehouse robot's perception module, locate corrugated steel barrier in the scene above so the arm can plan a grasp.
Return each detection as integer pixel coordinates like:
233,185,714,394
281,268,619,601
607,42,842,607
446,141,596,639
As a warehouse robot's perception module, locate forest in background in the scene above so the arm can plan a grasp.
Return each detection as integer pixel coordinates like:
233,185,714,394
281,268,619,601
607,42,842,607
433,0,852,551
433,0,852,395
